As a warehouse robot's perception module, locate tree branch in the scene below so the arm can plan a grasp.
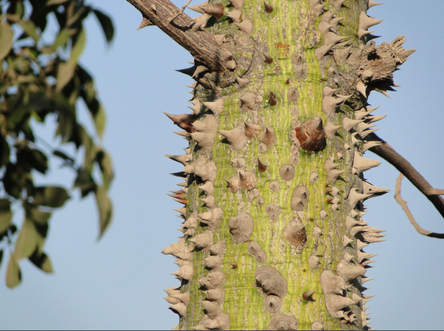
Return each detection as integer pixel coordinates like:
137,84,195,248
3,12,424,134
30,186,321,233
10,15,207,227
126,0,226,72
395,174,444,239
366,132,444,219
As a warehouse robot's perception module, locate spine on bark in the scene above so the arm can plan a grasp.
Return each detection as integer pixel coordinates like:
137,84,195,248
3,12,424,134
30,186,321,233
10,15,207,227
127,0,415,329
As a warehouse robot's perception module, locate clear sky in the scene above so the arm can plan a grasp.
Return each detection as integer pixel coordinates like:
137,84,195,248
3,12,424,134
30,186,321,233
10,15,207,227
1,0,443,329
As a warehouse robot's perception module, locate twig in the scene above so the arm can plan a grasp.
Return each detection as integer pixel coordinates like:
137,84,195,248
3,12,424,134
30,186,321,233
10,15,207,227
367,132,444,219
170,0,192,23
394,174,444,239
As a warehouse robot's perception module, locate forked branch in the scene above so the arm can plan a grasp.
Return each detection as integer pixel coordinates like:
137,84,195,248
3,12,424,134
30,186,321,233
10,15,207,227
366,132,444,228
395,174,444,239
127,0,226,72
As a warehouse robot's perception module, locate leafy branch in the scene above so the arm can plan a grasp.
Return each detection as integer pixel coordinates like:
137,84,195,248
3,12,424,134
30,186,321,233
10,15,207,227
0,0,114,288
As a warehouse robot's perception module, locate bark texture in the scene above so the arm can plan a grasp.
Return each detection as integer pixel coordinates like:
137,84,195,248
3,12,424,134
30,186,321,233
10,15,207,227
128,0,413,329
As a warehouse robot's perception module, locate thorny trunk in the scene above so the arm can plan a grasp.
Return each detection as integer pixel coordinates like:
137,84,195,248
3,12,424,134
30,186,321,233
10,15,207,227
128,0,414,329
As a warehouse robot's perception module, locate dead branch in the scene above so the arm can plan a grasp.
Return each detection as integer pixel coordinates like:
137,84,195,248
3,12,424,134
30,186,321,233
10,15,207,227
395,174,444,239
366,132,444,219
127,0,226,72
170,0,193,23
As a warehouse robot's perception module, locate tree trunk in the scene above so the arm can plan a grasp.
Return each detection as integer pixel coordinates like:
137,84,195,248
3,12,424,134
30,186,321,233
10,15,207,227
129,0,413,329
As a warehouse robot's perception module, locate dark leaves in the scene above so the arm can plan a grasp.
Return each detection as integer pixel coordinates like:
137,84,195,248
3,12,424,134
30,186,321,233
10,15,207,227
16,146,48,174
0,134,10,167
0,0,113,288
3,163,25,199
28,250,54,273
92,9,114,45
0,199,12,235
53,149,75,166
74,168,96,198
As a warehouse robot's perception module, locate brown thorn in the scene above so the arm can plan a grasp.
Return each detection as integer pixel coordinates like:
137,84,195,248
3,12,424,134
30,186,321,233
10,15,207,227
174,198,188,205
163,112,197,133
302,291,315,302
264,55,273,64
168,192,185,199
268,91,277,106
200,3,224,20
264,2,273,13
257,158,268,172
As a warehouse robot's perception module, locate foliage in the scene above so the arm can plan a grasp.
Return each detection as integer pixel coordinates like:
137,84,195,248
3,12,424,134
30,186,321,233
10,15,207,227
0,0,114,288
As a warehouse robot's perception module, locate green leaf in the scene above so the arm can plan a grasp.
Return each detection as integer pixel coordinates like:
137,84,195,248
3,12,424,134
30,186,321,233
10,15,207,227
92,9,114,44
17,74,39,83
25,206,52,225
78,70,106,138
73,168,96,198
77,64,95,101
6,253,21,289
96,149,114,190
8,15,40,43
56,61,76,92
17,146,48,174
77,124,97,171
31,186,71,208
28,250,54,273
94,186,112,239
21,20,39,42
3,163,24,200
7,0,24,18
0,22,13,61
0,199,13,234
53,150,75,164
69,27,86,65
93,102,106,138
46,0,69,6
52,94,77,141
51,28,71,52
14,219,38,260
31,149,48,174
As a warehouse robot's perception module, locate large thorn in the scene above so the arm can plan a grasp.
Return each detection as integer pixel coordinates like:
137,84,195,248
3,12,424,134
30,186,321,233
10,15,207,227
368,0,382,8
137,16,154,29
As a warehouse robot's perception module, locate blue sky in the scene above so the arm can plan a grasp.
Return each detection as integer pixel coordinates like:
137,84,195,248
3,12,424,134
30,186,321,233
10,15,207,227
1,0,443,329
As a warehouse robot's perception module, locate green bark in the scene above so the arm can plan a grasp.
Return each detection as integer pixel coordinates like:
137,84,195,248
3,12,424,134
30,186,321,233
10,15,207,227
158,0,412,329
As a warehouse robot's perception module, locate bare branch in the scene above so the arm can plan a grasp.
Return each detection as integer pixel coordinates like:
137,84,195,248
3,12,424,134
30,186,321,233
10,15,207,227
170,0,193,23
127,0,226,72
395,174,444,239
367,132,444,219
